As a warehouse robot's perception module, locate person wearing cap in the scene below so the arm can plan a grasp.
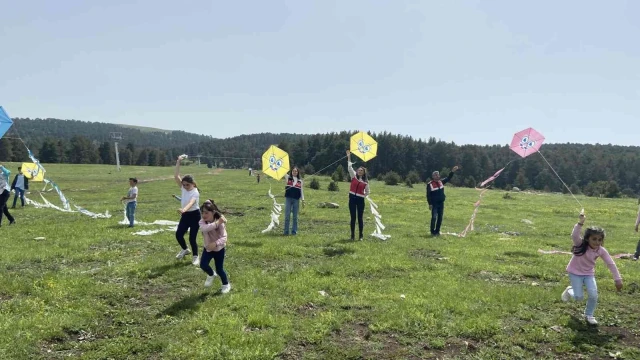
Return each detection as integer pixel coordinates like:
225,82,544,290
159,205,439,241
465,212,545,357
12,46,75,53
121,177,139,228
426,166,459,236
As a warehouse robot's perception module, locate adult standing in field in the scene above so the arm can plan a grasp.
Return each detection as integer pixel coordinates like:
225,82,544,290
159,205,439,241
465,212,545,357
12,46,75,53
283,166,304,236
0,165,15,227
346,150,369,241
426,166,459,236
174,155,201,265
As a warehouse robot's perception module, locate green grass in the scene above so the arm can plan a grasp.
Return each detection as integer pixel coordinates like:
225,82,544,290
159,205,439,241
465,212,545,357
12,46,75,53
1,163,639,359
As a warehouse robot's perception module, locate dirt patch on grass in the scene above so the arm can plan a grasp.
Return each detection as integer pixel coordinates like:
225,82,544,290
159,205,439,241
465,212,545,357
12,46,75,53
208,168,224,175
409,249,449,261
470,270,557,287
278,322,478,359
40,328,99,359
222,207,245,216
598,326,640,347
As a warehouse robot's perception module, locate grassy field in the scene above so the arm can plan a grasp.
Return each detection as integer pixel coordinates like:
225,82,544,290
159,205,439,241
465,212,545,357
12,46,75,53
1,163,639,359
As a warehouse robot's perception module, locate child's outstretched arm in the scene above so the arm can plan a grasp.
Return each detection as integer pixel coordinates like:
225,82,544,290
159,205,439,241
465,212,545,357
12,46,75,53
572,213,585,246
600,248,623,290
346,150,355,179
174,157,183,188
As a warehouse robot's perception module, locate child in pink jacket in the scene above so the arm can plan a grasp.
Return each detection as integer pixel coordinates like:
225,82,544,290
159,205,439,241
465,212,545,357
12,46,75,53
561,213,623,325
199,199,230,293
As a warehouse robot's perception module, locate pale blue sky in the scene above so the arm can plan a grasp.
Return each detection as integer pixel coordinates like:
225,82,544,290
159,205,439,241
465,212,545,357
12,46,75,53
1,0,638,146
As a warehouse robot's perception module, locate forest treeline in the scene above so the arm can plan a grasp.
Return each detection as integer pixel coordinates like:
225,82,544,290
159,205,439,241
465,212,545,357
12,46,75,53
1,117,639,198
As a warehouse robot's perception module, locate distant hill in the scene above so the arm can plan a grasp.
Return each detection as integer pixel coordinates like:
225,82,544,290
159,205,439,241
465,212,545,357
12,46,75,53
118,124,172,134
9,117,212,150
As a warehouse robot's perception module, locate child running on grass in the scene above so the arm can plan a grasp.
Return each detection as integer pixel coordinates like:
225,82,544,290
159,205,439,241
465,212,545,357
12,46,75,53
174,155,201,266
561,213,623,325
198,199,230,293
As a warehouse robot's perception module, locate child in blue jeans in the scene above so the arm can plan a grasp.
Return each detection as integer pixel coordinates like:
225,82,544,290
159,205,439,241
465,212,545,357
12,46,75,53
120,178,138,227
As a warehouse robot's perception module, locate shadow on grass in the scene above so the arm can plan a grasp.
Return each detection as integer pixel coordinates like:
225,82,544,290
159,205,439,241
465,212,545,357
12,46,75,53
323,247,356,257
503,251,537,258
147,262,192,279
106,224,130,229
567,315,617,348
156,291,219,318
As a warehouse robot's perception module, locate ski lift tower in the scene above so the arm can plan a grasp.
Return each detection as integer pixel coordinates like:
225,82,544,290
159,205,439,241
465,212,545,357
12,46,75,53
110,132,123,171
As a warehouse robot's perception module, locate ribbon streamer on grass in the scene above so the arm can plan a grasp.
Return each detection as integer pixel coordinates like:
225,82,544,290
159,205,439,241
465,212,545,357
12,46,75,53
366,196,391,240
262,186,284,233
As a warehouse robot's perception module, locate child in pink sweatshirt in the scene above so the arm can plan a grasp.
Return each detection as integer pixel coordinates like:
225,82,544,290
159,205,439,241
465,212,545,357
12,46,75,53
198,199,230,293
561,213,623,325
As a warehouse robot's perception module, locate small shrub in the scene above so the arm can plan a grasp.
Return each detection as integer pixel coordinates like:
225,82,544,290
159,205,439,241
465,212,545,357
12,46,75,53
376,173,384,181
303,164,315,176
309,178,320,190
384,171,401,186
406,170,421,184
405,178,413,188
621,188,636,198
503,192,513,200
327,181,339,192
569,183,581,195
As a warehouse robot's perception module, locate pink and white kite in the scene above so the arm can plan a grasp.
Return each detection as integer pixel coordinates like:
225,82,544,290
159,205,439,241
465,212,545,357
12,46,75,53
510,127,545,158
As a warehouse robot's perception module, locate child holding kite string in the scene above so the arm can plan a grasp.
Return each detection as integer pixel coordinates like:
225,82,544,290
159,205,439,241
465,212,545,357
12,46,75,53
346,150,369,241
174,155,201,265
561,213,623,325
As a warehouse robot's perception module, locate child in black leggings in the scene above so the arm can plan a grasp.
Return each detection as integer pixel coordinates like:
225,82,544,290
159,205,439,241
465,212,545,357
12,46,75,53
346,150,370,241
174,156,201,265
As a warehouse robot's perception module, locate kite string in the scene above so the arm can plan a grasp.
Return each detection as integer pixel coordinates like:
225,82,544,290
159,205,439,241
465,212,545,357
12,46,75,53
537,150,583,210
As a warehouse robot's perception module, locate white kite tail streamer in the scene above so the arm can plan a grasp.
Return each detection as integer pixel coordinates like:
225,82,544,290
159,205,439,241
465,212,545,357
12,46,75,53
366,196,391,240
118,204,179,227
262,186,284,233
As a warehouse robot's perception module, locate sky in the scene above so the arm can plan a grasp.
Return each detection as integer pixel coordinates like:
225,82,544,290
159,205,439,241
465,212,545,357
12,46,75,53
1,0,638,146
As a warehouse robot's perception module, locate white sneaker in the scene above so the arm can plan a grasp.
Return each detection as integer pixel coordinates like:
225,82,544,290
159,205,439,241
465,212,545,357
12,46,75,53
192,255,200,266
561,286,573,302
585,316,598,325
221,284,231,294
176,248,191,260
204,275,215,287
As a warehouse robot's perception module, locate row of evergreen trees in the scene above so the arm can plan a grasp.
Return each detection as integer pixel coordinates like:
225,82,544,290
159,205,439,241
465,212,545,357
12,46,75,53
2,118,640,198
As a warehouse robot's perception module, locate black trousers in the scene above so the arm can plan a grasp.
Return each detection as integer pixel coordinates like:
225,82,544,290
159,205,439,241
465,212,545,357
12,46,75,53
430,202,444,235
176,209,201,256
349,194,365,239
0,190,14,225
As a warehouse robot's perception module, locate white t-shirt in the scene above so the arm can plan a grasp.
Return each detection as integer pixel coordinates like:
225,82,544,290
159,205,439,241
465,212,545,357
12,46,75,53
181,187,200,212
125,186,138,203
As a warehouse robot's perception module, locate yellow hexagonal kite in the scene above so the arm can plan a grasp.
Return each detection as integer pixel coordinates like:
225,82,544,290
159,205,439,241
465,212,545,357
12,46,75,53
261,145,290,180
350,131,378,162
